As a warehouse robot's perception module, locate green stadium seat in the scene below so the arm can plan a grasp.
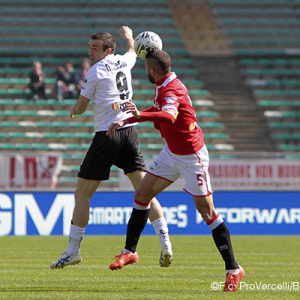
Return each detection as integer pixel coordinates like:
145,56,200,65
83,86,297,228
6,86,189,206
189,90,210,96
134,89,154,96
264,111,300,118
63,153,85,160
0,132,9,139
0,121,19,127
9,132,27,138
35,121,54,127
134,100,155,106
285,154,300,159
69,121,94,128
57,177,77,183
139,132,161,139
61,164,80,172
279,144,300,151
75,132,93,139
38,132,56,139
66,143,90,150
269,122,300,129
0,143,17,150
260,100,300,108
139,143,164,151
136,122,154,129
193,100,214,108
196,111,219,118
206,144,234,151
274,133,300,140
255,90,300,97
205,133,228,139
198,122,224,129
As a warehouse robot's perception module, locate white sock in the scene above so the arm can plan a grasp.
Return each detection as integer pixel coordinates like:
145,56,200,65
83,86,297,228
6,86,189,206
66,224,85,256
122,248,132,254
152,218,171,250
226,266,240,275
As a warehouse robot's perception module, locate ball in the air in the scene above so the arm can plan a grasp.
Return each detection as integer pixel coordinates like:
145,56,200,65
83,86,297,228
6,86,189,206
134,31,163,60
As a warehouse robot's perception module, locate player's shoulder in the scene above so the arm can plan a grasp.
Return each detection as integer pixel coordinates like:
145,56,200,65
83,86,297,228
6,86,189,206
87,57,111,79
115,52,136,65
161,76,185,92
159,81,186,103
105,53,132,63
172,77,188,93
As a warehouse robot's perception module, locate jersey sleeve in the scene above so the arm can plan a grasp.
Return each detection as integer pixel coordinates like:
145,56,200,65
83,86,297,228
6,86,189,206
127,110,175,124
160,90,180,120
122,51,137,69
80,67,98,100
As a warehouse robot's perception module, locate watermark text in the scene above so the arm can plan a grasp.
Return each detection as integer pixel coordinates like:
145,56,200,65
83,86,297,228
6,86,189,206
210,281,299,291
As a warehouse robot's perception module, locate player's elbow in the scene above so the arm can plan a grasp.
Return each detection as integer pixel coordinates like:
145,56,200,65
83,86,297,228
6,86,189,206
164,112,176,123
169,116,175,123
163,109,177,123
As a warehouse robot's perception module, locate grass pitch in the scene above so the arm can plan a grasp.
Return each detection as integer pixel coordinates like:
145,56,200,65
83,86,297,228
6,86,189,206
0,235,299,299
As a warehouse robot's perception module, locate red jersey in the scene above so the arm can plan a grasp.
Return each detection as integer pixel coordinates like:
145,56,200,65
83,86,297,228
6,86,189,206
128,72,204,155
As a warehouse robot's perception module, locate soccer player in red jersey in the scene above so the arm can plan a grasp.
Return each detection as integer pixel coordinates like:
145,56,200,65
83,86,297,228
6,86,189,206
107,50,244,292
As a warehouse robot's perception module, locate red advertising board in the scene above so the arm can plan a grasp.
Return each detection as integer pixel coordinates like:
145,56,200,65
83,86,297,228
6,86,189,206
0,153,62,189
209,159,300,190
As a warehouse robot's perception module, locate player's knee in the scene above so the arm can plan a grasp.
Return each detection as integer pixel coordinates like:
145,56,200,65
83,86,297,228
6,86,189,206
134,189,151,204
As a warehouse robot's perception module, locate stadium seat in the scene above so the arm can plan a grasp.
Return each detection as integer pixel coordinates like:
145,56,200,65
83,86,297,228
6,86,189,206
259,100,300,108
274,133,300,140
196,111,219,118
3,0,289,190
279,144,300,151
269,122,300,130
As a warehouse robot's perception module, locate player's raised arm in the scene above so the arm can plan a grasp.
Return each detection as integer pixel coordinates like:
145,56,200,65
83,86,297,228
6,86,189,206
119,26,136,54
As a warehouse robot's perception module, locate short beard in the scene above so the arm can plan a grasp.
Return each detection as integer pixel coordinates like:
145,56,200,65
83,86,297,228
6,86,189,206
148,72,156,84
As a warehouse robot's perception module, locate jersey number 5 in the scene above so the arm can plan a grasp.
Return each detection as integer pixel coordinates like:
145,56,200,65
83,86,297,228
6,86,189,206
197,174,203,186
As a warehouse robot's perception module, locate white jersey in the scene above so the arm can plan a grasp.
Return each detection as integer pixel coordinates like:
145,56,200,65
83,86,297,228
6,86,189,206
80,52,136,132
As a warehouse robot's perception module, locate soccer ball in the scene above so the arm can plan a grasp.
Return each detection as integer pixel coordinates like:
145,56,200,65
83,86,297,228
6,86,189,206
134,31,163,60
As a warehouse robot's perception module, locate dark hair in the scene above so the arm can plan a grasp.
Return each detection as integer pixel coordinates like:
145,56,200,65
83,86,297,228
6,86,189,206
145,50,171,75
90,32,116,54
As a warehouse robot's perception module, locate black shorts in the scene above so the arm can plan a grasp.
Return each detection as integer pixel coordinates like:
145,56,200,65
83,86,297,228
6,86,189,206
78,126,146,180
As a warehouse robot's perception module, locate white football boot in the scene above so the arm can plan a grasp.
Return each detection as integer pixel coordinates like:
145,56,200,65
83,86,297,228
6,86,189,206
50,251,82,269
159,244,173,267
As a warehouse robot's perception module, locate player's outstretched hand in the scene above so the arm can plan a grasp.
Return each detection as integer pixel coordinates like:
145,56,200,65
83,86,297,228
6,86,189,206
106,120,126,137
122,101,140,118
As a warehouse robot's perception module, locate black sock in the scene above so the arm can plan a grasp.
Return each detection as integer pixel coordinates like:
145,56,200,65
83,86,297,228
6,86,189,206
212,222,239,270
125,208,150,253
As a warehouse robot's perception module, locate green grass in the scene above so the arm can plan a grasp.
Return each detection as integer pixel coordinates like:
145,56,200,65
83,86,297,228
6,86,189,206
0,236,299,299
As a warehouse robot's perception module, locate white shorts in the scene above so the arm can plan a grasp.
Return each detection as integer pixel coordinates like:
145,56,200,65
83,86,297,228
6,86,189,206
147,144,213,196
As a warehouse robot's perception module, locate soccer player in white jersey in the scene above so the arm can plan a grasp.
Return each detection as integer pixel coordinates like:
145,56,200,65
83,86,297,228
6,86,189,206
107,50,244,292
50,26,172,269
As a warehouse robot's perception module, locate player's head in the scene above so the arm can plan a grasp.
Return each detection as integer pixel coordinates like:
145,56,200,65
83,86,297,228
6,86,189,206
89,32,116,65
145,50,171,84
32,60,42,70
